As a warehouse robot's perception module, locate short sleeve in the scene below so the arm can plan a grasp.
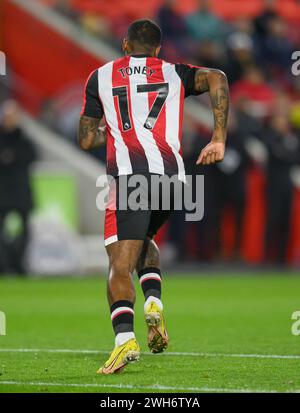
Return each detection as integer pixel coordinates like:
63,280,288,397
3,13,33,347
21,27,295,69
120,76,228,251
81,69,104,118
175,63,201,98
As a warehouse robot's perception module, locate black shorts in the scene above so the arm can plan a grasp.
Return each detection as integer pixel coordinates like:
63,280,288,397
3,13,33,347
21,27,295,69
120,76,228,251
104,173,182,246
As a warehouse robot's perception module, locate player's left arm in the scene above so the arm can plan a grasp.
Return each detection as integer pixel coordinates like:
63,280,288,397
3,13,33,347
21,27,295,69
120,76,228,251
78,69,106,151
194,68,229,165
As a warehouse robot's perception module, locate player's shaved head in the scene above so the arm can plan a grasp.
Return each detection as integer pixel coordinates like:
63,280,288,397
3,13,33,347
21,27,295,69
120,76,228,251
124,19,162,57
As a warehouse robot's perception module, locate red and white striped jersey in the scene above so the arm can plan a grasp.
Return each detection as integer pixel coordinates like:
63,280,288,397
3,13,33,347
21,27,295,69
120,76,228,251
81,54,200,181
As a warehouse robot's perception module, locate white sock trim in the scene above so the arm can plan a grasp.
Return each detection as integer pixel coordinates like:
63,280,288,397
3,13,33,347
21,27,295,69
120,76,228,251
115,332,135,347
144,296,163,311
111,306,134,320
139,273,161,284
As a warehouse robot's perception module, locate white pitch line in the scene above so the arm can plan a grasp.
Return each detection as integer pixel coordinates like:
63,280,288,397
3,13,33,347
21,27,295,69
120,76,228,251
160,352,300,360
0,348,300,360
0,348,103,354
0,380,281,393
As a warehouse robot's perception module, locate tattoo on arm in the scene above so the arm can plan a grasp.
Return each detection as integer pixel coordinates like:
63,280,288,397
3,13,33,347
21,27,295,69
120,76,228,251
78,115,103,150
194,70,210,94
195,69,229,142
211,86,229,134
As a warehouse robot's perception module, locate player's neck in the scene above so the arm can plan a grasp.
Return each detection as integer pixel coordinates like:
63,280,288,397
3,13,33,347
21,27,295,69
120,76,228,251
129,50,154,58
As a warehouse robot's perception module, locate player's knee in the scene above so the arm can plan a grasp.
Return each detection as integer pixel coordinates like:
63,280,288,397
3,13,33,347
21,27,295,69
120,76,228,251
110,261,131,279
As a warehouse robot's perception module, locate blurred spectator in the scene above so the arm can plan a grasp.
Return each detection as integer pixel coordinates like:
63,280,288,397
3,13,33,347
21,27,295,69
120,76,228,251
156,0,188,60
195,41,225,71
206,114,250,260
226,32,256,83
263,115,300,265
166,121,201,261
188,133,223,262
157,0,185,40
185,0,226,44
254,0,278,37
273,91,292,118
231,66,276,118
235,97,264,143
257,15,294,72
0,101,36,274
232,16,255,37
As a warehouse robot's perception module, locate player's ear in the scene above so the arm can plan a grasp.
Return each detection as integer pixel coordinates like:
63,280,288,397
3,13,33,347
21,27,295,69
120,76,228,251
122,38,131,55
122,38,127,54
154,46,161,58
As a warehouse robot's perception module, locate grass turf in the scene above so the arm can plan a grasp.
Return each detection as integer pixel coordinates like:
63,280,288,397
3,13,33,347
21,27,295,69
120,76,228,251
0,273,300,393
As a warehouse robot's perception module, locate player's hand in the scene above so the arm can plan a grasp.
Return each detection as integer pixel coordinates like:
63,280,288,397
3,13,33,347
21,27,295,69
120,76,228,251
196,140,225,165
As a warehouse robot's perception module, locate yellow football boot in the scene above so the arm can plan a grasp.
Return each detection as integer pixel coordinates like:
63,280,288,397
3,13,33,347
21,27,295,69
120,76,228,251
97,338,140,374
145,301,169,353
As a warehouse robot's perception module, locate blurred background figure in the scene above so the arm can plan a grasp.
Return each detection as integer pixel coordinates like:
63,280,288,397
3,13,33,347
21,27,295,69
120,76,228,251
208,114,250,262
263,115,300,265
231,66,275,118
156,0,188,61
257,15,294,74
185,0,226,45
0,100,36,274
254,0,278,37
225,31,255,84
195,40,225,72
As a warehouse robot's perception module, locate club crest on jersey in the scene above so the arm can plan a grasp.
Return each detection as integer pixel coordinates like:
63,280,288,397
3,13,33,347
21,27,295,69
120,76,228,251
118,66,155,78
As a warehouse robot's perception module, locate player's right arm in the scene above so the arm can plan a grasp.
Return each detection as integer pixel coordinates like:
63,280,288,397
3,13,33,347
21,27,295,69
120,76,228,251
78,69,106,150
78,116,106,150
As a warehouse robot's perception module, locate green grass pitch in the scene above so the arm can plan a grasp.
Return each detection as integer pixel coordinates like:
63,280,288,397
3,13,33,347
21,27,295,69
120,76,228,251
0,273,300,393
